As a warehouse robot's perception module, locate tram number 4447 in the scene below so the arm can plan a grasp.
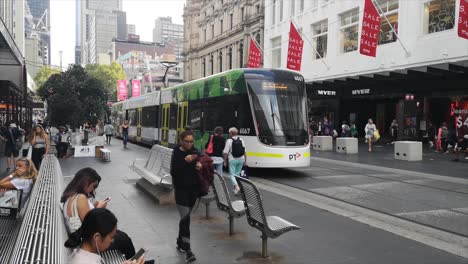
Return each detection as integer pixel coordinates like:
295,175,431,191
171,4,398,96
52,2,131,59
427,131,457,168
456,116,468,128
239,128,250,135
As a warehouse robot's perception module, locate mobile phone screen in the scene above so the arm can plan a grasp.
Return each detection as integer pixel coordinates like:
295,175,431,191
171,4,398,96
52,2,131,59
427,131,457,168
104,196,111,202
131,248,146,260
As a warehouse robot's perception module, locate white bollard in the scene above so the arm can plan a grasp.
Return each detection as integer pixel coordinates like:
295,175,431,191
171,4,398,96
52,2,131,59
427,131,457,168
394,141,422,161
312,136,333,151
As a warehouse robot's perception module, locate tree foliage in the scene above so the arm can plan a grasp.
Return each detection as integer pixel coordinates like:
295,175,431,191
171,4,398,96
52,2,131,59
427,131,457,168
85,62,126,102
34,66,60,90
37,65,109,127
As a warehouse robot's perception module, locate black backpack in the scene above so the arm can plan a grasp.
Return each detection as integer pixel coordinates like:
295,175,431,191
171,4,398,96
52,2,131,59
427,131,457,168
231,137,245,158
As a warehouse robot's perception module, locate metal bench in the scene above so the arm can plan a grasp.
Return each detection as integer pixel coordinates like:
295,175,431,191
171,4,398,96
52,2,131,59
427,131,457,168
200,190,216,219
236,176,300,258
131,144,173,188
6,155,125,263
211,171,246,235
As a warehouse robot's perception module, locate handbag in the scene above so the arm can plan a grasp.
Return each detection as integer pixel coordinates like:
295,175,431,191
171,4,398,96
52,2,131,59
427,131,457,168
205,135,214,155
374,129,381,141
67,194,83,233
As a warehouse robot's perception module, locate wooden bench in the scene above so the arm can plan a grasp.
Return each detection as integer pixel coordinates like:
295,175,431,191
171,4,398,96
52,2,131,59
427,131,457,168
211,171,246,235
236,176,300,258
99,148,111,161
131,144,174,204
7,155,124,263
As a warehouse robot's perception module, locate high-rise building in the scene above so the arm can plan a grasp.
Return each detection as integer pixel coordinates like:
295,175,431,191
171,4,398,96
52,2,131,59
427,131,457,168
152,17,183,60
77,0,123,65
114,10,127,40
25,0,50,64
127,24,136,35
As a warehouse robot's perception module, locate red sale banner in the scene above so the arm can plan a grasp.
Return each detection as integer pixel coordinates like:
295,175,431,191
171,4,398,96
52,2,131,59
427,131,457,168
132,80,141,97
360,0,381,57
287,22,304,71
459,0,468,39
247,37,262,68
117,80,127,101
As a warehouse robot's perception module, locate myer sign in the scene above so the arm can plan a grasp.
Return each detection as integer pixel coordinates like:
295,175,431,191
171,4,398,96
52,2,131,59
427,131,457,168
352,89,371,95
317,90,336,96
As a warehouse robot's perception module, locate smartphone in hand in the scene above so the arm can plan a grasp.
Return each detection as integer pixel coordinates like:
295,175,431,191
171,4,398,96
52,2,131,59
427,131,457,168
104,196,111,203
130,248,147,260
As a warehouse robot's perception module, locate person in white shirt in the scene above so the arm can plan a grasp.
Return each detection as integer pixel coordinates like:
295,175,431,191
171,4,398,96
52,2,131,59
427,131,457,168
365,119,377,152
223,127,247,195
0,157,37,208
66,208,145,264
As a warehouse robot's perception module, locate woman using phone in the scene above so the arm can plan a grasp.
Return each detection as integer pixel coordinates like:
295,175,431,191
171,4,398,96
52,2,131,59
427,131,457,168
0,157,37,208
67,208,145,264
29,124,49,170
170,130,202,263
61,168,139,260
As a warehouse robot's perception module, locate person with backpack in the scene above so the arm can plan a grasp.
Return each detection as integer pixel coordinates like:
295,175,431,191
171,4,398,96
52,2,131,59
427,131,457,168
205,126,226,176
223,127,246,195
170,130,202,263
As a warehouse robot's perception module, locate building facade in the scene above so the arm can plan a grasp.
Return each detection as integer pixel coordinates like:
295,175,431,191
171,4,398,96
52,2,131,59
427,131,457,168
264,0,468,140
183,0,265,82
153,17,184,60
127,24,136,35
25,0,50,65
77,0,122,65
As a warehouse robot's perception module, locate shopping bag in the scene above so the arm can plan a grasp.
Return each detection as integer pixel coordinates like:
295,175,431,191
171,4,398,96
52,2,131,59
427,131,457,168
374,129,381,141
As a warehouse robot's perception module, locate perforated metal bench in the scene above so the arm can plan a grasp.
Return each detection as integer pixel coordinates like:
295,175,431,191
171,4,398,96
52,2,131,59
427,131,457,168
211,171,246,235
236,176,300,258
131,144,173,189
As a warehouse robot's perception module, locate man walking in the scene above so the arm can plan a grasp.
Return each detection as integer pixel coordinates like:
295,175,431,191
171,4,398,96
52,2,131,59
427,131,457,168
223,127,246,195
104,123,114,145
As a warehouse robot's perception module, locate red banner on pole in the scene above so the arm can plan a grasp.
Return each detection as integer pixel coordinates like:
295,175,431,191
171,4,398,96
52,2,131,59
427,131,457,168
117,80,127,101
287,22,304,71
132,80,141,97
360,0,381,57
459,0,468,39
247,37,262,68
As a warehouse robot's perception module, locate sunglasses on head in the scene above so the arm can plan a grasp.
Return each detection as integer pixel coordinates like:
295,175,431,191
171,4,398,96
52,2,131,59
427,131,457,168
17,158,30,165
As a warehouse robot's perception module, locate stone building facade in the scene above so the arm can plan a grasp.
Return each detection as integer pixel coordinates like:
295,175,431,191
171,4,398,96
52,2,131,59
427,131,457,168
182,0,264,81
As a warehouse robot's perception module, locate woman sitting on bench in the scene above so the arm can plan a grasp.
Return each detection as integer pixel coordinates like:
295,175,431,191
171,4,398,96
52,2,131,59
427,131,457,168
66,208,145,264
61,168,153,263
0,157,37,208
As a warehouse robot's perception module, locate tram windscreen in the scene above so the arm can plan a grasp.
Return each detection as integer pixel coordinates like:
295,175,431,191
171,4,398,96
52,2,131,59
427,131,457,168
246,73,308,146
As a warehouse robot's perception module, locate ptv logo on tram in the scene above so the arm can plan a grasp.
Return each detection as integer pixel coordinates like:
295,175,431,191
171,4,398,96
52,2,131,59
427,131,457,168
289,152,302,161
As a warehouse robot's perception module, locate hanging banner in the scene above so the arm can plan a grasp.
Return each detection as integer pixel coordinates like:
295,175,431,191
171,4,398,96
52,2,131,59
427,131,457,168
286,22,304,71
459,0,468,39
117,80,127,101
132,80,141,97
360,0,381,57
247,37,262,68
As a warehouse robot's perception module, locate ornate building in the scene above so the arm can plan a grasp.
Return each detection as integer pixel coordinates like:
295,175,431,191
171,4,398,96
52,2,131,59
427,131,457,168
183,0,264,81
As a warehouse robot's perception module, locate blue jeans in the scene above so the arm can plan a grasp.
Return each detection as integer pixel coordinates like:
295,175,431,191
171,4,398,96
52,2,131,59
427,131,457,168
211,156,224,177
228,158,244,187
123,133,128,146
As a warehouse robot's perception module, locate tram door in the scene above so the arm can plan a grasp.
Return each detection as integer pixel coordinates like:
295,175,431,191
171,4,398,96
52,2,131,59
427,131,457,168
176,101,189,144
136,107,142,142
161,104,170,147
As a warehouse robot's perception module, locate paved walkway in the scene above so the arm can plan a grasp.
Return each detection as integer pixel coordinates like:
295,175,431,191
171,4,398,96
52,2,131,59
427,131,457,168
55,140,467,264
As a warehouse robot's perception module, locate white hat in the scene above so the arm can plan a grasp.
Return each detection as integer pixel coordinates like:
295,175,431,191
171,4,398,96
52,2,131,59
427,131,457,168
9,123,17,128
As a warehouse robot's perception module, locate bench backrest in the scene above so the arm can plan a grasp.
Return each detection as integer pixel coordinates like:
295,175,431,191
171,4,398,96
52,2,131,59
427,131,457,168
146,144,173,178
212,171,233,211
9,155,68,263
236,177,267,229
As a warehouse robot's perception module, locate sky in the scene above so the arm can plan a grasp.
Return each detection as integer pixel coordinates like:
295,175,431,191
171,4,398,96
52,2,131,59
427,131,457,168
50,0,186,69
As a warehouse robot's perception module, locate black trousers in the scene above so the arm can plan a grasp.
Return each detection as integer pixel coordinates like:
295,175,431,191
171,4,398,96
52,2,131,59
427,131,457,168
107,229,136,260
32,147,45,170
106,135,112,144
57,143,68,158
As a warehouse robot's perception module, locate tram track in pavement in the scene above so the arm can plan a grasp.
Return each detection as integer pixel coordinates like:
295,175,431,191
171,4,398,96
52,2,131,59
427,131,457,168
246,167,468,259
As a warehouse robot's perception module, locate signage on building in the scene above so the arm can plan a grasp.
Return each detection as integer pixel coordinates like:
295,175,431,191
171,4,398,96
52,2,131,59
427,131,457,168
360,0,381,57
247,37,262,68
451,100,468,138
117,80,127,101
459,0,468,40
132,80,141,97
128,34,140,42
352,89,371,95
287,22,304,71
317,90,337,96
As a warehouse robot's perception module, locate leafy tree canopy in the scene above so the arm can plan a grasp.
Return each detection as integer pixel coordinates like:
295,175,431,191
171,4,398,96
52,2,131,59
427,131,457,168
85,62,126,102
37,65,109,127
34,66,60,90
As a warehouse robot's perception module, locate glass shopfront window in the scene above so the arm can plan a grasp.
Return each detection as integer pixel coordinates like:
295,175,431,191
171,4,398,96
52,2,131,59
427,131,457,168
424,0,456,34
340,9,359,53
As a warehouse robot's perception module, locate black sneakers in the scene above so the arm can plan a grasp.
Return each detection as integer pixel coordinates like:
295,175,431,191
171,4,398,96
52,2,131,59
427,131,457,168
185,250,196,263
176,246,187,253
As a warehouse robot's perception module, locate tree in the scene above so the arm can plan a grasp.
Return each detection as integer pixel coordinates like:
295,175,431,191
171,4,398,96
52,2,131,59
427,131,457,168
34,66,60,90
85,62,126,102
37,65,109,128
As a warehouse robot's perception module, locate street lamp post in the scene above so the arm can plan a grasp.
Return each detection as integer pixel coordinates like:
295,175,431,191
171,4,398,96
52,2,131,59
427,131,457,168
59,51,63,72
